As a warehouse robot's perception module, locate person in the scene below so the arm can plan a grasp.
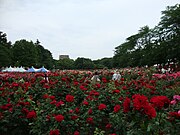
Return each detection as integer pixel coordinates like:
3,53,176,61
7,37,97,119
91,71,100,84
44,73,49,83
112,70,121,81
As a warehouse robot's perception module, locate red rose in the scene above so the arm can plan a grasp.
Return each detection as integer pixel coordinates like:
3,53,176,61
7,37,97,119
71,115,78,120
96,83,101,88
49,129,60,135
79,85,87,91
27,110,36,119
56,100,65,107
55,114,64,122
0,87,4,91
106,123,112,129
83,100,89,106
119,97,123,101
122,86,128,90
87,117,93,124
61,77,67,81
114,104,121,113
102,77,107,83
150,96,170,110
113,89,120,93
169,112,180,119
98,103,107,110
143,104,156,118
88,108,92,115
22,108,29,114
66,95,74,102
49,96,55,100
132,94,148,111
44,84,50,89
75,107,80,113
12,82,19,87
43,94,49,99
50,100,57,105
121,78,124,81
74,131,80,135
123,97,131,113
73,81,79,86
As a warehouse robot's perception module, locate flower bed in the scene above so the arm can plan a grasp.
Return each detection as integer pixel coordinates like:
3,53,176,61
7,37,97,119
0,68,180,135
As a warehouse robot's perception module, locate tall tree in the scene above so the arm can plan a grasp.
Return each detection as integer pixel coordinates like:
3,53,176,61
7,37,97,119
74,57,95,69
12,39,38,67
113,4,180,68
0,32,12,67
56,58,75,69
93,57,113,69
35,39,54,69
158,4,180,62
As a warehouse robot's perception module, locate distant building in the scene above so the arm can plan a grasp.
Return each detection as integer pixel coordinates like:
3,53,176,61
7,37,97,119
59,55,70,60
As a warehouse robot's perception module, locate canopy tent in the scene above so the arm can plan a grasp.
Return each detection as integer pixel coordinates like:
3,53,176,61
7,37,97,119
2,66,15,72
17,66,26,72
26,66,38,72
36,66,49,72
2,66,26,72
1,66,49,73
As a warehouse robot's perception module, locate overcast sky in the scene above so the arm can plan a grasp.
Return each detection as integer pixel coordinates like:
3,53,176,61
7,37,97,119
0,0,179,60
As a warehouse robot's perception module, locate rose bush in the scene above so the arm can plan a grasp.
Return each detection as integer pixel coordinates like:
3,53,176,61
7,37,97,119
0,68,180,135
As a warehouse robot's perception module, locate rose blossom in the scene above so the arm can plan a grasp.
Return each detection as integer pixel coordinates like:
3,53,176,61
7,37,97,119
66,95,74,102
98,103,107,110
55,114,64,122
49,129,59,135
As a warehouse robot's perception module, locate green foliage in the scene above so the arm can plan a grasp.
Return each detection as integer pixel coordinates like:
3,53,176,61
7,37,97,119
93,58,113,69
0,31,12,67
12,40,38,67
113,4,180,68
35,40,53,69
0,45,12,67
6,39,54,69
74,57,95,69
56,58,75,69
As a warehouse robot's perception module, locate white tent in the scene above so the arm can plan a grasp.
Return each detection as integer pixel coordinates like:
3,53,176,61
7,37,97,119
2,66,14,72
2,66,26,72
19,66,26,72
15,66,26,72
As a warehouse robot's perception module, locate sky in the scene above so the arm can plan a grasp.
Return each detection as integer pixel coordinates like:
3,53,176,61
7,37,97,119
0,0,179,60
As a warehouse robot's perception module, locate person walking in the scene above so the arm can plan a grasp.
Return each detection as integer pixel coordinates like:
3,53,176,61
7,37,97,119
112,70,121,81
91,71,100,84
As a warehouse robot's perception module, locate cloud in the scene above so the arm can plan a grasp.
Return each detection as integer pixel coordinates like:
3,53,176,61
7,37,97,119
0,0,179,60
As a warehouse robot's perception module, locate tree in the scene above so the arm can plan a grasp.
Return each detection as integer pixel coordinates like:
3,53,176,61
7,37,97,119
0,32,12,67
74,57,95,69
56,59,75,69
93,57,113,69
12,39,38,67
35,40,54,69
113,4,180,67
158,4,180,62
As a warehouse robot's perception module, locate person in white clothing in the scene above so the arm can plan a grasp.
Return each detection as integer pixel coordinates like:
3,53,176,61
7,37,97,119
112,71,121,81
91,71,100,84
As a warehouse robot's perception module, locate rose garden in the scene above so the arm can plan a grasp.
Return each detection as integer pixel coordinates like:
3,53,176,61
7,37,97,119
0,67,180,135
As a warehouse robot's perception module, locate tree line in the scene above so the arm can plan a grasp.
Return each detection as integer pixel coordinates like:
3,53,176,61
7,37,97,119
113,4,180,68
0,4,179,69
0,33,113,69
